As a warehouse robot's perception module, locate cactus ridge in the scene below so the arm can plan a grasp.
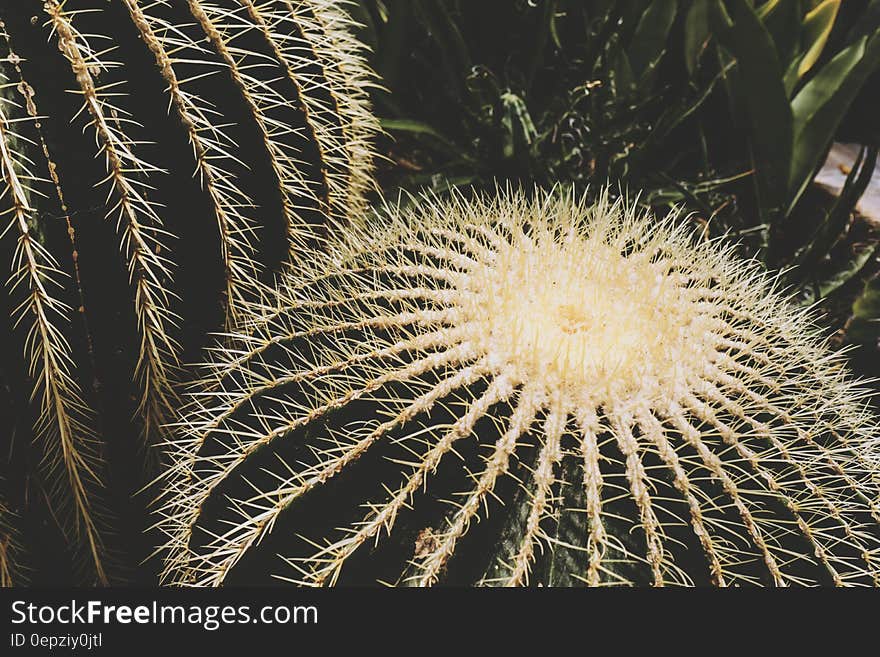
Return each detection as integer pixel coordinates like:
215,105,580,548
0,0,377,584
1,17,110,582
159,188,880,587
0,487,27,586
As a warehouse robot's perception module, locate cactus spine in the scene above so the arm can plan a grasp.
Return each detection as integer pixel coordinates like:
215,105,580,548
0,0,377,584
160,189,880,587
0,488,26,587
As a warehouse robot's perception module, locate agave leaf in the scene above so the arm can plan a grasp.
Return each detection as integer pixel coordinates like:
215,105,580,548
756,0,780,19
846,265,880,344
795,145,878,280
646,58,737,148
783,53,803,97
788,33,880,213
375,0,413,93
382,117,455,141
627,0,677,84
523,0,558,93
815,243,876,302
609,48,635,98
381,118,475,164
845,0,880,42
798,0,841,78
684,0,712,75
714,0,793,223
411,0,472,103
549,2,563,49
758,0,802,74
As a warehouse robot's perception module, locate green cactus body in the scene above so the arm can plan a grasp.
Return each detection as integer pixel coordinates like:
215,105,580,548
161,189,880,587
0,0,377,584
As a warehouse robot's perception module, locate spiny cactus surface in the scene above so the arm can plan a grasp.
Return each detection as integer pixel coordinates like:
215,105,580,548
0,0,377,584
160,189,880,587
0,487,26,587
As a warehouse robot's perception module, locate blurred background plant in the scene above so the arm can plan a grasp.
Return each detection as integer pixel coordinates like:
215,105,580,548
349,0,880,374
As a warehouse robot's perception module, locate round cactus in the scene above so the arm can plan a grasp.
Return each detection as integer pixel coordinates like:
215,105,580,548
160,188,880,587
0,0,377,584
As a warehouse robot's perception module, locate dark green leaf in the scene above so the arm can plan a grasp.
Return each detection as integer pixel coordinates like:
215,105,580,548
758,0,803,74
381,118,476,163
789,33,880,212
609,48,636,98
846,263,880,344
684,0,711,75
628,0,677,81
714,0,794,222
795,146,878,278
524,0,558,93
375,0,414,90
798,0,841,77
646,59,736,147
411,0,472,102
816,244,875,300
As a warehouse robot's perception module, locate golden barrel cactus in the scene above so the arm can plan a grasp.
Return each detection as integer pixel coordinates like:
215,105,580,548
0,0,377,584
160,189,880,587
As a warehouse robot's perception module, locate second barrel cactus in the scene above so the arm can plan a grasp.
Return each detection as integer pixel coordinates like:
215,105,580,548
0,0,378,584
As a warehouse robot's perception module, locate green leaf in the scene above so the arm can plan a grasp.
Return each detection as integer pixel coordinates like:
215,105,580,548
523,0,558,93
549,3,563,49
816,244,875,300
381,118,476,163
714,0,794,222
758,0,803,73
794,146,878,279
756,0,780,19
684,0,711,75
845,0,880,42
798,0,841,77
645,58,737,147
846,264,880,345
374,0,414,90
783,55,802,98
853,273,880,319
788,33,880,212
628,0,677,81
609,48,635,98
381,117,449,139
411,0,472,102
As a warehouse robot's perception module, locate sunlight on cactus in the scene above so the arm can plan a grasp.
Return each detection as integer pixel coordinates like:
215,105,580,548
159,188,880,587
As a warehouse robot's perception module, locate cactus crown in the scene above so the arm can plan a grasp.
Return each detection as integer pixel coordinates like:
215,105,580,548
452,200,716,405
159,188,880,587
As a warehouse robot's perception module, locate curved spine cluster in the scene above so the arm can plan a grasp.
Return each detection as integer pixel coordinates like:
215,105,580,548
159,188,880,587
0,488,26,587
0,0,377,584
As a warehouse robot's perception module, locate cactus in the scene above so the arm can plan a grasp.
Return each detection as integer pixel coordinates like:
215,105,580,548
0,487,26,587
159,188,880,587
0,0,377,584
